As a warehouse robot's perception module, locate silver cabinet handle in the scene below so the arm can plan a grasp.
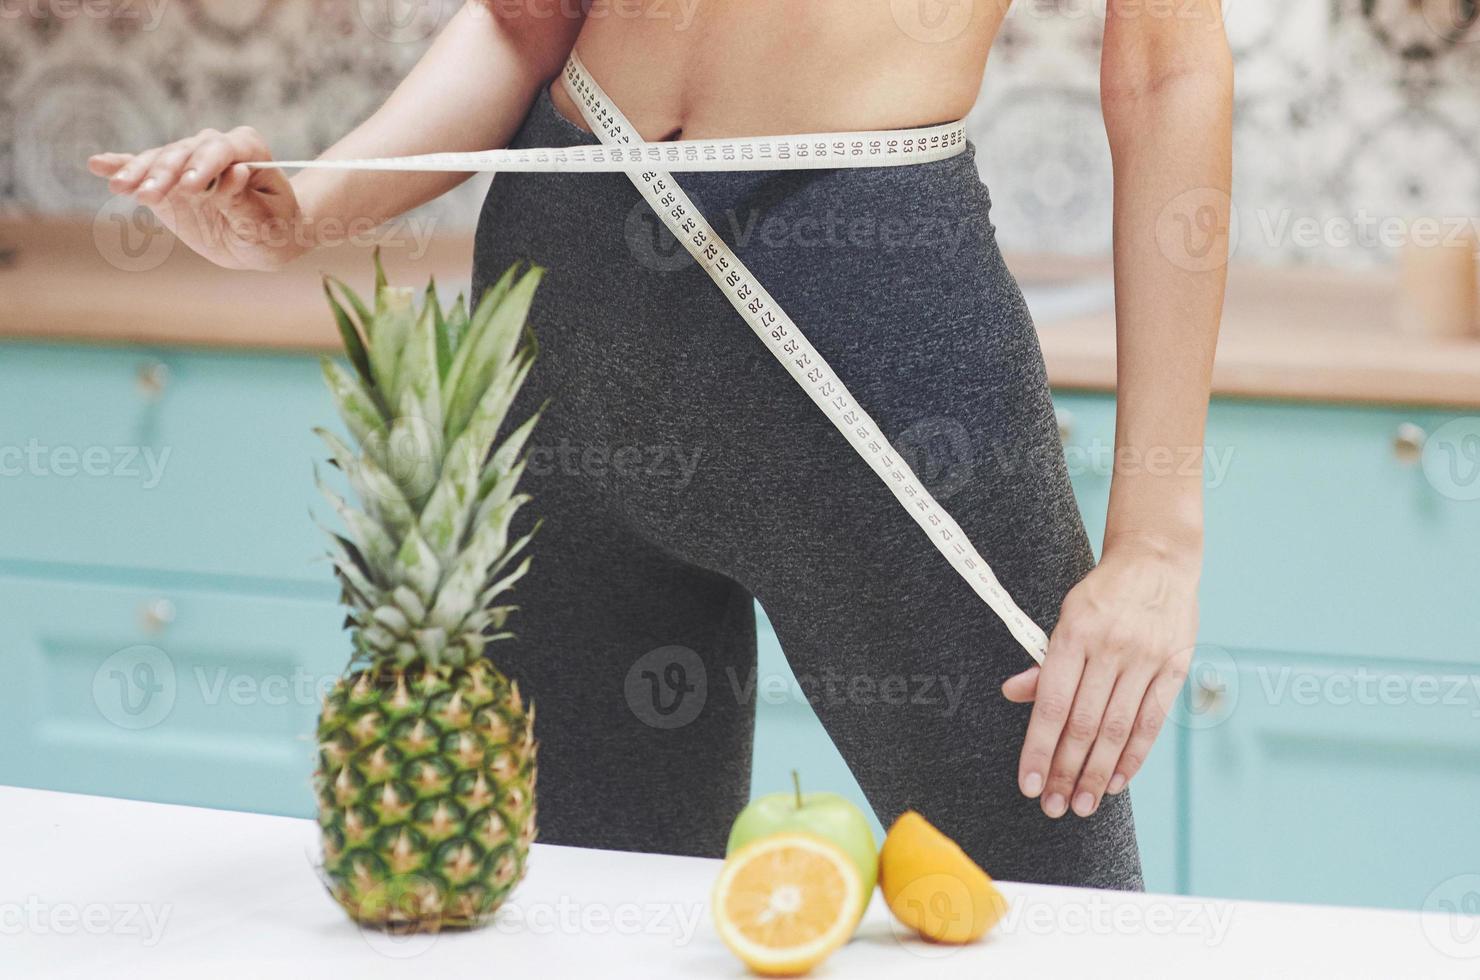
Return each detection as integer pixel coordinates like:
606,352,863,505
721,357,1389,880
1393,423,1427,466
136,361,170,401
139,598,176,633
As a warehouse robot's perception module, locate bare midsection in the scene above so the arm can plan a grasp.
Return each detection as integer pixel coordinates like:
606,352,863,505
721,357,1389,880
548,0,1004,141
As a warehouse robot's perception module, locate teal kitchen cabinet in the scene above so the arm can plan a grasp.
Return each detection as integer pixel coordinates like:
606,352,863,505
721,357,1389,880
1184,648,1480,911
5,338,1479,911
1182,398,1480,910
1197,400,1480,661
0,344,337,590
1057,391,1480,909
0,341,348,818
0,574,345,817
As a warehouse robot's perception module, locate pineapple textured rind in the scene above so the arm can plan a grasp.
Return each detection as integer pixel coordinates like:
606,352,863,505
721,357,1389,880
313,255,543,932
316,662,537,930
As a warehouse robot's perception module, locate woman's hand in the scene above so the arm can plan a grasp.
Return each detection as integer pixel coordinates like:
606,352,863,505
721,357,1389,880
1003,532,1199,819
88,127,306,271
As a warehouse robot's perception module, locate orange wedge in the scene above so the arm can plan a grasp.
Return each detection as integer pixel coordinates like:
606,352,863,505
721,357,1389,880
712,832,864,976
879,810,1008,944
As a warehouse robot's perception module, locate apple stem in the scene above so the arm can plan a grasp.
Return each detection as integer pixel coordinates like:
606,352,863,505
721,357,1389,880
792,770,802,809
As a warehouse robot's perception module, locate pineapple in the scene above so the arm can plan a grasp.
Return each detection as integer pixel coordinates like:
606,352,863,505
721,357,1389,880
311,255,545,932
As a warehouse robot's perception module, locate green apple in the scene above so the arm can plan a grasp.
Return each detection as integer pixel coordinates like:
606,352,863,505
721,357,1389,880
726,772,878,918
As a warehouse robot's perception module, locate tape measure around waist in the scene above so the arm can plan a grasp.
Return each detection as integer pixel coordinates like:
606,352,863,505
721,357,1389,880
259,54,1049,665
257,121,968,175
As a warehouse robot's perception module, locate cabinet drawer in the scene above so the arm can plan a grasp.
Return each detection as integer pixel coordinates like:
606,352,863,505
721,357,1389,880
1200,401,1480,662
0,343,336,587
0,574,347,817
1184,647,1480,910
1052,393,1480,663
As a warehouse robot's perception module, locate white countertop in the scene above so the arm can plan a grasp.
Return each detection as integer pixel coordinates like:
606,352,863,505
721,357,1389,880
2,786,1473,978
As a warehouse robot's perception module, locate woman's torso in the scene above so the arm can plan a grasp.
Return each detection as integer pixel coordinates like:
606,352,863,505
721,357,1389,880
548,0,1009,140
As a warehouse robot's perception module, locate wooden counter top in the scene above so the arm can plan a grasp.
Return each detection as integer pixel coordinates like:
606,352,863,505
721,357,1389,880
0,217,477,353
1011,253,1480,409
3,218,1479,408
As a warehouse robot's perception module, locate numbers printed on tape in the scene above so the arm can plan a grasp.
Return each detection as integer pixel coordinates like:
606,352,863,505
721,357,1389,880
256,55,1048,665
561,55,1047,664
253,94,968,175
258,131,967,173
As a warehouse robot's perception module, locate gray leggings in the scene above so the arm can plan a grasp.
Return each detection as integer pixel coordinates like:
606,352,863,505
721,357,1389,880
471,88,1143,891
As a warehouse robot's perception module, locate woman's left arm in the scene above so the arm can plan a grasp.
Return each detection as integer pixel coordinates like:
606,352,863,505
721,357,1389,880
1003,0,1234,819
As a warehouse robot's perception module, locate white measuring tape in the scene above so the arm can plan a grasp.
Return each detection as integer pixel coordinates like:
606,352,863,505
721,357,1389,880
256,54,1049,665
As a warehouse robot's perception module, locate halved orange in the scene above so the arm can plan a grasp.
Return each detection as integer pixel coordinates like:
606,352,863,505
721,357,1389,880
712,832,864,976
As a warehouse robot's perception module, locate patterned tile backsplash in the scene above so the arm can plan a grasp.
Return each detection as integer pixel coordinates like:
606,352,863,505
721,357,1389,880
4,0,1479,268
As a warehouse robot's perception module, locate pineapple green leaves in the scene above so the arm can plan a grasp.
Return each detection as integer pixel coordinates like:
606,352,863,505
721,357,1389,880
316,254,545,670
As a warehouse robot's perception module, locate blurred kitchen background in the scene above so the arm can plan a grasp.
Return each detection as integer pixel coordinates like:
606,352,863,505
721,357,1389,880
6,1,1480,262
2,0,1480,926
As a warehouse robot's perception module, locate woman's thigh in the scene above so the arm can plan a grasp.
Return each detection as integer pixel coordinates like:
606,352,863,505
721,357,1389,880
729,329,1145,887
678,180,1144,888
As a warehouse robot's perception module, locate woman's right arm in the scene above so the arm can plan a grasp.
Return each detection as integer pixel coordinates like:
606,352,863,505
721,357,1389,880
88,2,585,270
